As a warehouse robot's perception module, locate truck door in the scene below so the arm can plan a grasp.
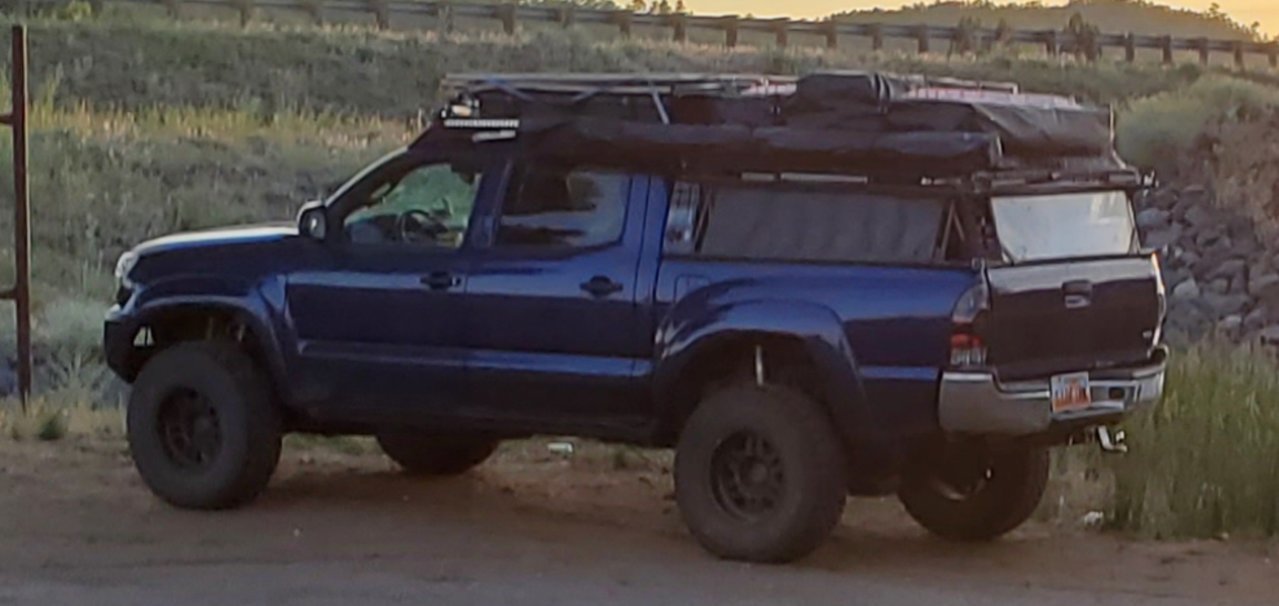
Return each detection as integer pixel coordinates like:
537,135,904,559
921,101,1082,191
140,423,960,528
285,150,494,419
460,164,651,426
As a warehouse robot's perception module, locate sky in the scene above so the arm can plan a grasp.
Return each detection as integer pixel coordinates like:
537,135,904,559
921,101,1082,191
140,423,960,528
685,1,1278,35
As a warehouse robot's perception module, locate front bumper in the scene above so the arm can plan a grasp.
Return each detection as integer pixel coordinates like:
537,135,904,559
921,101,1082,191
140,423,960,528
938,348,1167,436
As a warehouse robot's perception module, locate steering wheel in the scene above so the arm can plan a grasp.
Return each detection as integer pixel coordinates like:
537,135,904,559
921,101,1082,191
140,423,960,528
396,209,448,244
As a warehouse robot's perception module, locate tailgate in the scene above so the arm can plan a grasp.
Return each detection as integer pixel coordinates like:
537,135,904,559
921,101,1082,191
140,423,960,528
984,254,1163,381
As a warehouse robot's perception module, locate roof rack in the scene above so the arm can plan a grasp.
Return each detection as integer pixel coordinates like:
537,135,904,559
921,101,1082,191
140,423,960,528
441,72,797,125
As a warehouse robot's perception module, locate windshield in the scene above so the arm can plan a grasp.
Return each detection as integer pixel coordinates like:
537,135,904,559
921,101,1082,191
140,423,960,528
991,191,1137,262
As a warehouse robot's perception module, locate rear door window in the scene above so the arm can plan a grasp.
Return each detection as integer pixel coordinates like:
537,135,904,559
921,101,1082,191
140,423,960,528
666,178,947,264
495,165,629,249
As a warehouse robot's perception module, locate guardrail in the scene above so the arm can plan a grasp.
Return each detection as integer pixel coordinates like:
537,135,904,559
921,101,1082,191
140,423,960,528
67,0,1279,68
26,0,1279,67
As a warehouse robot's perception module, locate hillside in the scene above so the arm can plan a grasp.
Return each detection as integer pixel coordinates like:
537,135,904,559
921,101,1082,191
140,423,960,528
836,0,1260,40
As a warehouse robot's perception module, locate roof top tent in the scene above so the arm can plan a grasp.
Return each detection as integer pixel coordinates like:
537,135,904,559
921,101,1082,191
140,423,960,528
428,71,1140,189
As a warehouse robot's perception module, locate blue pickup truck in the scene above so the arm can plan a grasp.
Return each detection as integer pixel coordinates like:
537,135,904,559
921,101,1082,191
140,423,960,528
106,73,1167,563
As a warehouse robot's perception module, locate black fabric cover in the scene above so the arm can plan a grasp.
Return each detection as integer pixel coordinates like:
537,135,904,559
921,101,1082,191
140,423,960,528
784,72,1114,159
526,118,1000,177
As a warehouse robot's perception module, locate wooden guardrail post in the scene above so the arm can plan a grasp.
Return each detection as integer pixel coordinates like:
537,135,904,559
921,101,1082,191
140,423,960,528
821,19,837,49
435,0,454,33
915,25,930,54
1044,30,1059,56
160,0,181,19
232,0,253,27
1124,33,1136,63
1233,41,1245,70
869,23,883,52
299,0,323,25
1197,37,1210,65
771,19,789,48
722,15,739,48
496,3,516,35
610,10,631,38
555,5,574,28
1269,43,1279,69
670,13,687,43
1161,35,1174,64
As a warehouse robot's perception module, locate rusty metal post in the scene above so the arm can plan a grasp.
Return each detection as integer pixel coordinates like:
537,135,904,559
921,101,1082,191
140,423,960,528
0,25,32,411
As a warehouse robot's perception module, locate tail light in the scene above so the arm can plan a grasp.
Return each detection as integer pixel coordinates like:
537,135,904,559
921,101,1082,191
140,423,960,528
950,282,990,369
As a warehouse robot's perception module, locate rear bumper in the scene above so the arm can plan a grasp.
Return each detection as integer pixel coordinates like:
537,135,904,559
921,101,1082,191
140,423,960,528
938,347,1167,436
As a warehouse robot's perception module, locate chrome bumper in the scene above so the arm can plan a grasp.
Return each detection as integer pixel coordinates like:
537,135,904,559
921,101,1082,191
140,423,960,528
938,357,1166,436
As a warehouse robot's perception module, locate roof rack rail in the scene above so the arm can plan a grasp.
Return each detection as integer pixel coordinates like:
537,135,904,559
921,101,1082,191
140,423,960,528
441,72,798,125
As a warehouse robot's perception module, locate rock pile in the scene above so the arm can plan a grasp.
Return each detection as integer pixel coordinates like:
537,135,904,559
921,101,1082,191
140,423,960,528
1137,184,1279,344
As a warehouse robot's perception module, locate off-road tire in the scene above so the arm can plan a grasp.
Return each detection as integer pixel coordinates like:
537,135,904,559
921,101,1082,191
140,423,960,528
128,340,282,510
898,445,1050,542
675,384,848,563
376,433,499,476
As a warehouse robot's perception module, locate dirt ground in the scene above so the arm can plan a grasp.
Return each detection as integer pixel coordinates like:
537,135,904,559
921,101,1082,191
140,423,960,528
0,436,1275,605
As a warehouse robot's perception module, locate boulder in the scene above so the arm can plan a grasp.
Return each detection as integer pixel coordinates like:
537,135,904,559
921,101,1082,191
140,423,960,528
1244,306,1268,333
1135,208,1171,229
1171,278,1201,300
1260,325,1279,345
1248,273,1279,298
1183,204,1216,229
1142,225,1183,250
1202,292,1250,317
1209,258,1247,281
1217,314,1243,335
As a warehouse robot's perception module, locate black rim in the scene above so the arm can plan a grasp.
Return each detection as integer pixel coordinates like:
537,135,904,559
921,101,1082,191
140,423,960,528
156,388,222,471
710,431,785,522
926,451,993,501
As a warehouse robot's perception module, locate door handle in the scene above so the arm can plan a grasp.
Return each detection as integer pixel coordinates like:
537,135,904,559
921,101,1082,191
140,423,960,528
1062,280,1092,309
580,276,623,298
420,271,460,291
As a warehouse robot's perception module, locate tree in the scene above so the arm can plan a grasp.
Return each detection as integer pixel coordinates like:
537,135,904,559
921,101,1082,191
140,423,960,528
629,0,646,12
675,0,686,14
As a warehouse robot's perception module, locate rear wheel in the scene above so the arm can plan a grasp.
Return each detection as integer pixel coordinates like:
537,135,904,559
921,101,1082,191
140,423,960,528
127,341,282,510
898,443,1049,541
376,433,499,476
675,384,847,563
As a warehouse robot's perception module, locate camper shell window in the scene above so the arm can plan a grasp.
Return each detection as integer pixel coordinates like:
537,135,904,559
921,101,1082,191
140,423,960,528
665,175,960,265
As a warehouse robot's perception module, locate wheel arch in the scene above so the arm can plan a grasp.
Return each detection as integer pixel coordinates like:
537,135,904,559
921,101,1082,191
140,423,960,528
652,299,871,448
116,297,289,404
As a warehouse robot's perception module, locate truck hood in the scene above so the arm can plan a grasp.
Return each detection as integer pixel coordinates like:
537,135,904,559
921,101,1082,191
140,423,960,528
133,223,298,256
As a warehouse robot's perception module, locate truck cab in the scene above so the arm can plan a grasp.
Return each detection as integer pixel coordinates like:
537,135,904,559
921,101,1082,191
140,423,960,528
105,72,1166,563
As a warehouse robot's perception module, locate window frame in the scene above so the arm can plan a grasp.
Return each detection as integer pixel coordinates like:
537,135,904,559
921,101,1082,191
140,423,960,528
487,161,634,254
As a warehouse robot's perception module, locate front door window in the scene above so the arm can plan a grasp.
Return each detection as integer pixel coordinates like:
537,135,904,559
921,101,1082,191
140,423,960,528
342,160,481,249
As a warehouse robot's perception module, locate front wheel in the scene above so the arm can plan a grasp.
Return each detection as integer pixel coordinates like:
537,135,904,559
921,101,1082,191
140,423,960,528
127,341,283,510
898,444,1049,541
675,384,848,563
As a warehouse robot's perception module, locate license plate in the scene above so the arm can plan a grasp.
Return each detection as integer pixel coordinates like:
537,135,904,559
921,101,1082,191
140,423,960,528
1051,372,1092,413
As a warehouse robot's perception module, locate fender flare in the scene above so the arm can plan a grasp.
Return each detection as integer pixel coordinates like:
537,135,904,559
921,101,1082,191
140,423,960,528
652,298,876,447
125,276,291,400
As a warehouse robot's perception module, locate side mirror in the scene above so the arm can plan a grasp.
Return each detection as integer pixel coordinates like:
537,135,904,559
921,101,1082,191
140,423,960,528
297,201,328,242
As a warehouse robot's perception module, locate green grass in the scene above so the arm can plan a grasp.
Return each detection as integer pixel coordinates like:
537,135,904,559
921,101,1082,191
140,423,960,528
1107,345,1279,539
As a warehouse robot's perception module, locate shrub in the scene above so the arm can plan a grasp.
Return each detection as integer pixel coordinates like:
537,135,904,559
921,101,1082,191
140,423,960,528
1116,77,1279,173
1107,345,1279,539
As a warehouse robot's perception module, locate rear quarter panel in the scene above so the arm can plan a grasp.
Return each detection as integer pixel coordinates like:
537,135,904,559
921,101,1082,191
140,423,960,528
655,259,979,439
